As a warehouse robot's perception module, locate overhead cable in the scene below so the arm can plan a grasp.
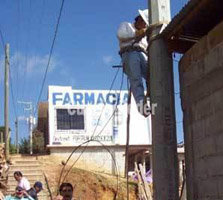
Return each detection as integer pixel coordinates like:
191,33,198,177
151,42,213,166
0,27,18,119
34,0,65,116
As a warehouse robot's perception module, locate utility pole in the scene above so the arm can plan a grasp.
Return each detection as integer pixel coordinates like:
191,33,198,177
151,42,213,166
18,101,34,155
148,1,179,200
29,115,33,155
15,118,19,154
4,43,10,160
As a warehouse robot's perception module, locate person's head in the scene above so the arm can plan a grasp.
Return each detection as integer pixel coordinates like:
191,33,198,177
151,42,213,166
15,186,24,198
14,171,23,182
134,9,149,30
34,181,43,193
134,15,147,30
59,183,73,200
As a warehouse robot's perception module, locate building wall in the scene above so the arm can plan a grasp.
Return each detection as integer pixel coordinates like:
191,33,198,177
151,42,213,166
50,146,126,176
45,86,152,177
179,21,223,200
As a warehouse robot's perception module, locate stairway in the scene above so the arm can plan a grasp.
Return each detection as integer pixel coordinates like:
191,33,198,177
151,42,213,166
6,155,50,200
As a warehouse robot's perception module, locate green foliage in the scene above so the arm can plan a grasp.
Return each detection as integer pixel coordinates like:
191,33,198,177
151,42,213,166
33,131,45,154
19,138,30,154
18,130,46,154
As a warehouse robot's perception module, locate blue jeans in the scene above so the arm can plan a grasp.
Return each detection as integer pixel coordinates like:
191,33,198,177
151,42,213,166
122,51,148,104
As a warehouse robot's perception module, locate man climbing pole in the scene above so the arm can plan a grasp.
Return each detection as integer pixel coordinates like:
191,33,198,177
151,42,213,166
117,9,150,117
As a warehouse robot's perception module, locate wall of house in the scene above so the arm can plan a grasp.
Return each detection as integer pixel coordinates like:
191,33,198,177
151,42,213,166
179,21,223,200
49,146,126,176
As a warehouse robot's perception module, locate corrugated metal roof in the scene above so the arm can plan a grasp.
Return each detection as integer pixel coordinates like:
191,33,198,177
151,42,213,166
161,0,223,53
162,0,200,37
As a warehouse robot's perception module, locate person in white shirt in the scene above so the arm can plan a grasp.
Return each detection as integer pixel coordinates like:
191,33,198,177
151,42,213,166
117,9,150,117
14,171,31,191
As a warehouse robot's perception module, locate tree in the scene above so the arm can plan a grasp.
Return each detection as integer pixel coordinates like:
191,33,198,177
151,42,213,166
19,138,30,154
32,130,46,154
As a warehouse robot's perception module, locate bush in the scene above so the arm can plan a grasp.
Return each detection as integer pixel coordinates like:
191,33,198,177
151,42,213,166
19,138,30,154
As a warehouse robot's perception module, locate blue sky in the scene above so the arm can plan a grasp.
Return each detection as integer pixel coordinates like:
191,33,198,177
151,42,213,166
0,0,188,143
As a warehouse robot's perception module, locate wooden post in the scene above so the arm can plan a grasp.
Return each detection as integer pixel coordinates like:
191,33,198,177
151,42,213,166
139,163,152,200
125,86,131,200
4,43,10,160
148,0,179,199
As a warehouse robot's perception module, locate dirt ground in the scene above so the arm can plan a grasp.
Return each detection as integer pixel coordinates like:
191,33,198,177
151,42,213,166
38,155,138,200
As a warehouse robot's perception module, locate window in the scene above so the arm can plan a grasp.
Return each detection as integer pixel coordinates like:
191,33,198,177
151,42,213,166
56,109,85,130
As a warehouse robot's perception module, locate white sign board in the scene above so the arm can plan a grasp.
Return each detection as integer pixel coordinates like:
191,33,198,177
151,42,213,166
48,86,151,146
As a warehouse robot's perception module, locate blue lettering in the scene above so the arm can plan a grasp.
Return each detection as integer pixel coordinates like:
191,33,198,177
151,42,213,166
63,93,72,105
97,93,105,104
73,93,83,105
53,93,63,105
85,92,95,104
106,93,116,105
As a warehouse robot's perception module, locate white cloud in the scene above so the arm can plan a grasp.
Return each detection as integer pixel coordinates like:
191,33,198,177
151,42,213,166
102,55,113,65
12,52,58,75
0,52,60,81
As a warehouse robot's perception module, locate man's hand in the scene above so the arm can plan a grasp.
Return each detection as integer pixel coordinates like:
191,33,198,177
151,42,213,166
135,28,147,43
135,29,146,37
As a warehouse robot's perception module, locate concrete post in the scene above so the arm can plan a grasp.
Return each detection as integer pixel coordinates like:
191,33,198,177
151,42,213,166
148,0,179,199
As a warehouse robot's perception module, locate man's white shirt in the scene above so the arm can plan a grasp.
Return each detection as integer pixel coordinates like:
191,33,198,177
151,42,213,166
18,177,31,190
117,22,148,52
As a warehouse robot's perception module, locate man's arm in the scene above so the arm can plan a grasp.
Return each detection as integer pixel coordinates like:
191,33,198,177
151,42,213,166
117,22,147,43
22,190,35,200
117,22,135,42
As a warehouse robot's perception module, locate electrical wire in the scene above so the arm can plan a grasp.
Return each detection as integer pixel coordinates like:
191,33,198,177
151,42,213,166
57,69,125,197
58,139,120,199
57,68,120,184
34,0,65,116
58,69,123,180
0,27,18,119
9,67,18,119
15,0,21,110
91,67,120,137
58,68,122,173
21,0,32,101
32,0,46,104
0,28,5,50
63,70,124,175
96,71,124,137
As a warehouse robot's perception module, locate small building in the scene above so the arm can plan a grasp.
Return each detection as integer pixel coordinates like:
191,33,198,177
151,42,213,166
38,85,153,175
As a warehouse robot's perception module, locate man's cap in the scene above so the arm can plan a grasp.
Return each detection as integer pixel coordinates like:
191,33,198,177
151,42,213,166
34,181,43,190
16,186,23,191
138,9,149,26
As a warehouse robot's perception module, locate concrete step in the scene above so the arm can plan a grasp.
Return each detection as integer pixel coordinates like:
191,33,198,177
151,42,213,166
9,164,41,170
10,155,38,161
8,169,42,176
8,175,43,182
7,155,50,199
12,160,40,165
